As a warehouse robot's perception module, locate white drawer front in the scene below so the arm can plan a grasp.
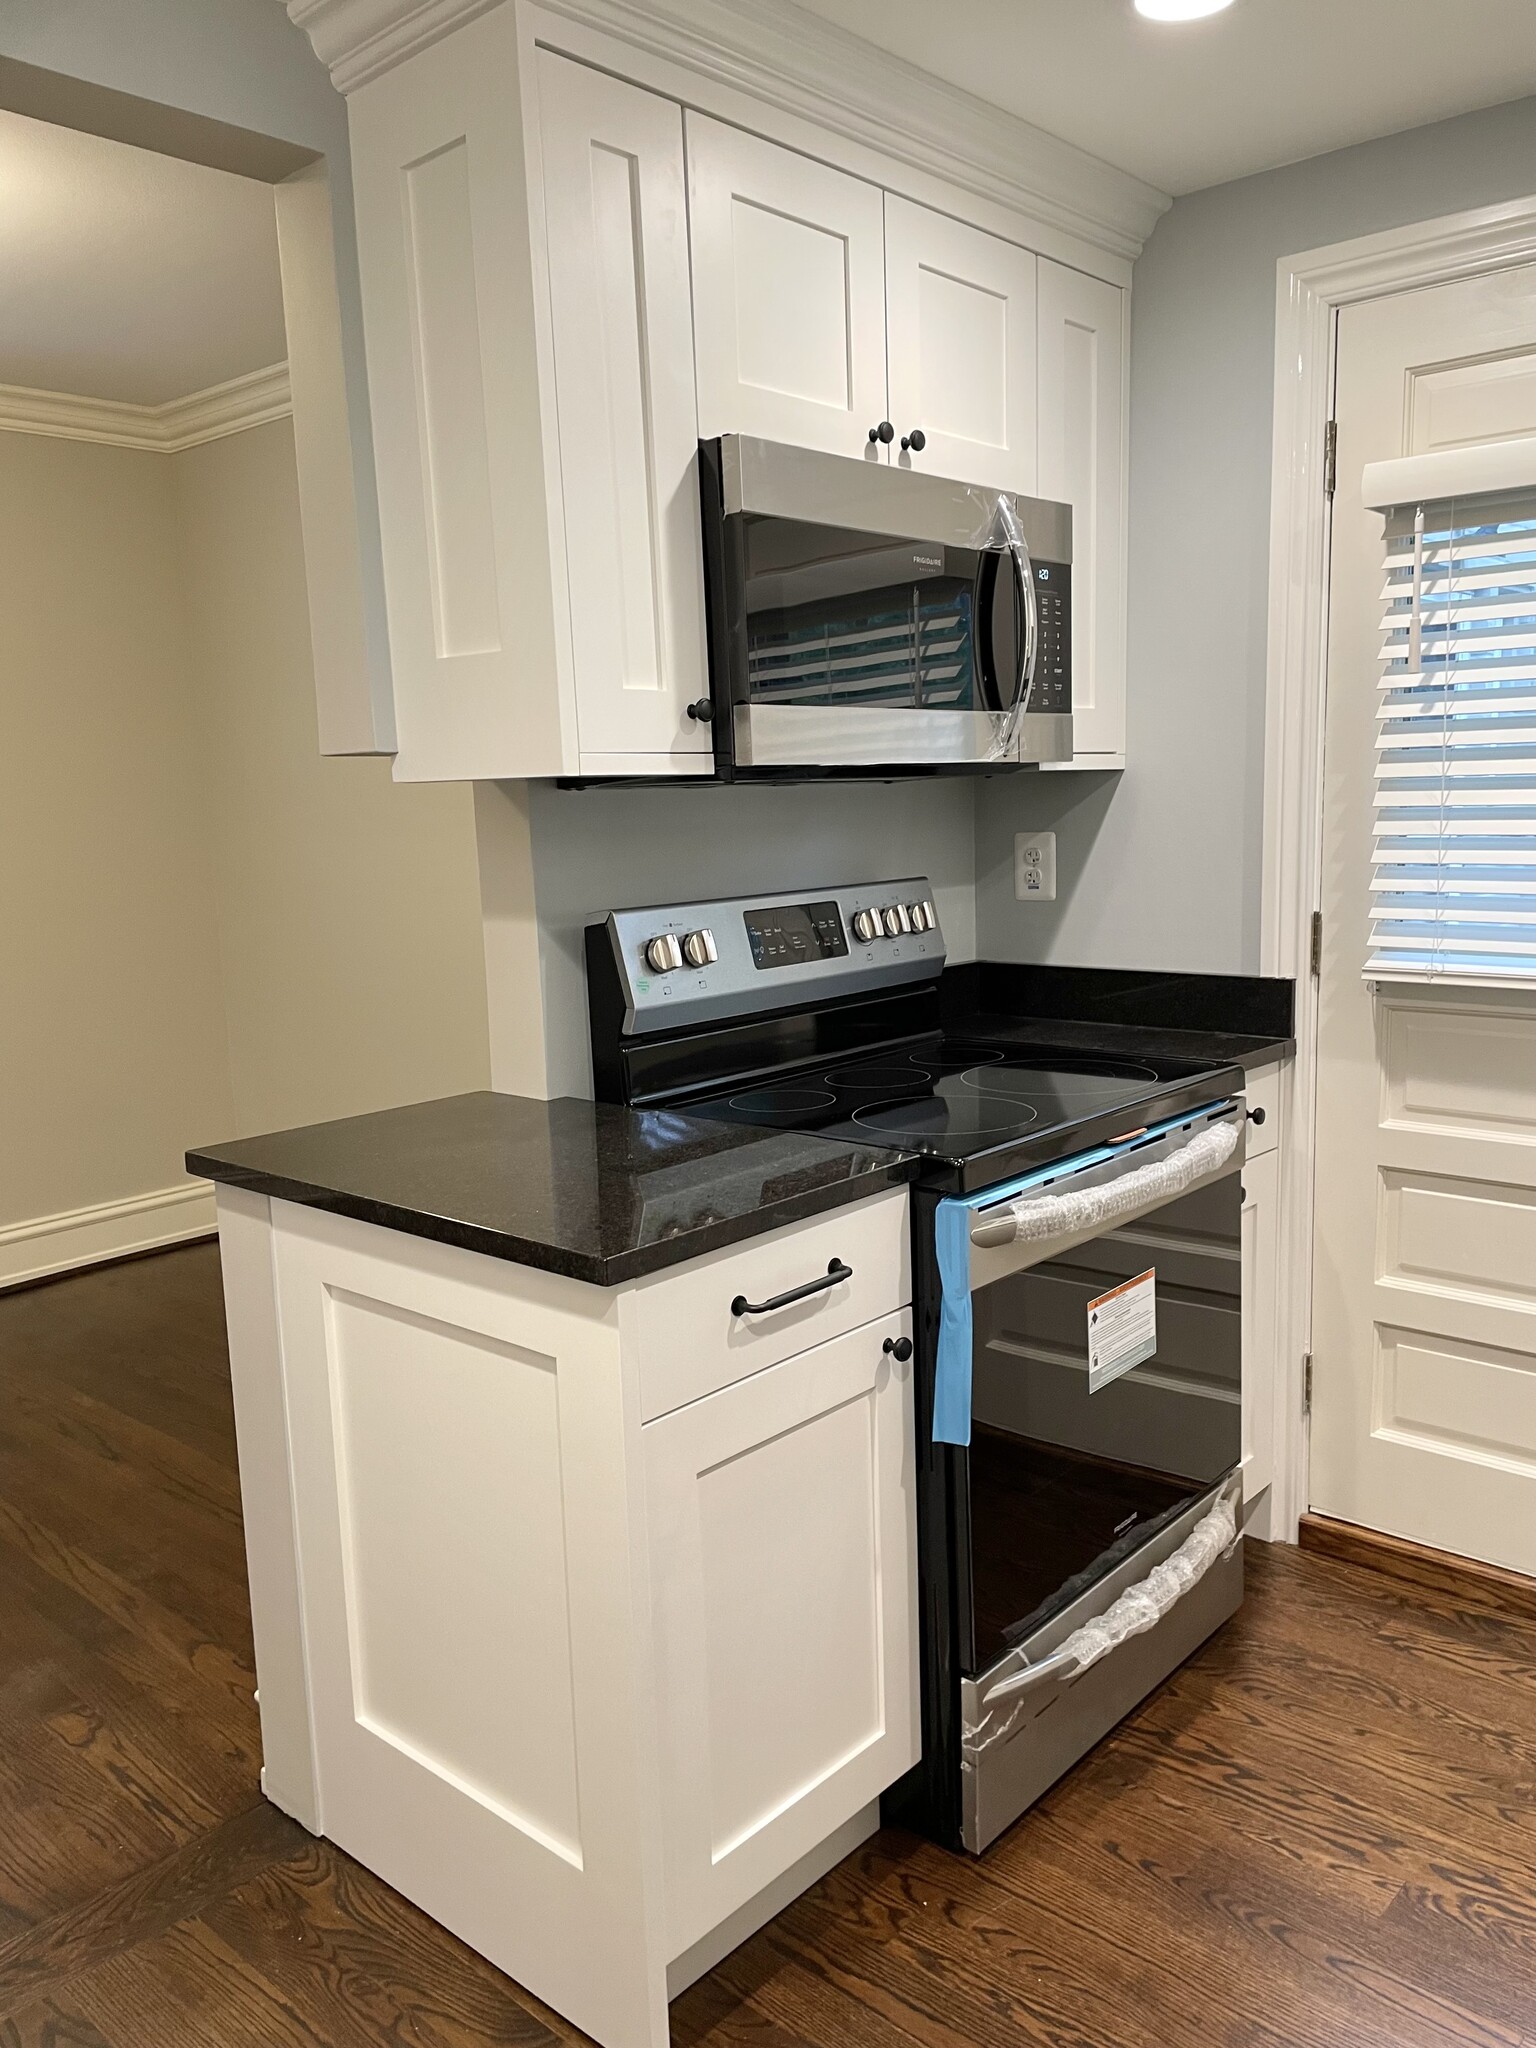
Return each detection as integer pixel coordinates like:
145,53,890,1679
1245,1063,1281,1158
624,1187,910,1422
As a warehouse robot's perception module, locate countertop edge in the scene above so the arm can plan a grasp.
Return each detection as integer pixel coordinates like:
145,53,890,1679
185,1150,919,1288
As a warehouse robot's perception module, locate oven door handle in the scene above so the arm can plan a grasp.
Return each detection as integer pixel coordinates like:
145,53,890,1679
970,1113,1241,1253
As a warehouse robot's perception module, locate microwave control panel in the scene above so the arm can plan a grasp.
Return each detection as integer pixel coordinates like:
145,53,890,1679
1029,561,1072,716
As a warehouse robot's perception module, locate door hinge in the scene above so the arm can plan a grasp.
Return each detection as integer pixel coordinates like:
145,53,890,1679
1303,1352,1313,1412
1310,909,1323,977
1323,418,1337,499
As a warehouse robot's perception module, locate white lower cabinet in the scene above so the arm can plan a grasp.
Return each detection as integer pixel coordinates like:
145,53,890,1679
646,1308,918,1960
227,1186,914,2048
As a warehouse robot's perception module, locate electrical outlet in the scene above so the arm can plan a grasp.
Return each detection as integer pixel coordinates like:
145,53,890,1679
1015,831,1057,902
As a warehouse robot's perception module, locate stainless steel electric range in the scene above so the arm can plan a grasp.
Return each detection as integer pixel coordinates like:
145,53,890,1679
586,878,1252,1854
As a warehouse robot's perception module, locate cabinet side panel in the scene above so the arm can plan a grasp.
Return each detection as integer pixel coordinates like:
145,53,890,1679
215,1187,319,1831
325,1290,581,1860
402,140,503,662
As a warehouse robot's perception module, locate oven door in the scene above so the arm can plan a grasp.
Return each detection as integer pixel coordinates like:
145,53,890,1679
700,435,1072,774
962,1104,1247,1678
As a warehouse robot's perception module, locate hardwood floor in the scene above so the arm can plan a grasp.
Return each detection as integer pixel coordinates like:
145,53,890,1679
5,1246,1536,2047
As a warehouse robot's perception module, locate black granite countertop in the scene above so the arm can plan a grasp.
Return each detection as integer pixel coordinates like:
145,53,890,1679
188,1092,916,1287
941,962,1295,1072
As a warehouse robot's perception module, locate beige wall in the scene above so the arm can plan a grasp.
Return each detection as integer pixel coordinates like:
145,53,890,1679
0,432,236,1235
173,418,488,1138
2,416,489,1283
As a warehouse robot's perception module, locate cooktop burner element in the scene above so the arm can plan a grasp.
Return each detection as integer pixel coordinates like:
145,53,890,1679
690,1044,1218,1185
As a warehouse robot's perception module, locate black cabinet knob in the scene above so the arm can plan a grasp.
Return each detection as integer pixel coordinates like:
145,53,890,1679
883,1335,914,1362
869,420,895,444
901,428,927,453
1248,1105,1266,1126
685,699,714,723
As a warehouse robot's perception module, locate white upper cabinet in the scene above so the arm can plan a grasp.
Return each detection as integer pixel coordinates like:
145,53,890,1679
538,51,710,769
1037,258,1128,765
349,17,709,779
687,115,889,460
342,4,1133,780
884,197,1038,494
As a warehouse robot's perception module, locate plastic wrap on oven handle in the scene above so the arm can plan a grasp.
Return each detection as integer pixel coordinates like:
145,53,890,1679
970,1115,1239,1251
963,1484,1243,1770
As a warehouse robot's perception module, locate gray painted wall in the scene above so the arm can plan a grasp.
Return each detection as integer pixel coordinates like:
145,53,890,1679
976,90,1536,976
527,779,978,1097
0,1,389,743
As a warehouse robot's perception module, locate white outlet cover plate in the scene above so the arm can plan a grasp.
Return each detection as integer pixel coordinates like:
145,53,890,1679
1015,831,1057,902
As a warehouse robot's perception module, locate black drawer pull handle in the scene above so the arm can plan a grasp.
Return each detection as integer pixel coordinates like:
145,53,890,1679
1248,1105,1266,1126
732,1259,851,1318
883,1336,913,1362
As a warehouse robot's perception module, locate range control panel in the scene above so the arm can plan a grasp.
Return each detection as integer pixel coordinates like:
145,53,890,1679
596,880,946,1035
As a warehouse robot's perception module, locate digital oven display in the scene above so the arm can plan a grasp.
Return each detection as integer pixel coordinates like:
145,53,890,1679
743,900,849,971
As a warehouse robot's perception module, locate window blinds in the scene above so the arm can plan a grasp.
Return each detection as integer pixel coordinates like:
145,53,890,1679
1372,488,1536,986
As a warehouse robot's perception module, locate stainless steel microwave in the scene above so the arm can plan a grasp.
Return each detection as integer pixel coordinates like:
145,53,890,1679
696,435,1072,778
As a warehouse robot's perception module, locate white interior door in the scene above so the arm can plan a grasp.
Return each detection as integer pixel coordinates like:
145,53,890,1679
537,51,710,770
686,114,887,458
1311,266,1536,1570
883,195,1036,491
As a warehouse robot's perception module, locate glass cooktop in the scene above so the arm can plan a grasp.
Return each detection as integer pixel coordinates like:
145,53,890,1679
687,1038,1228,1181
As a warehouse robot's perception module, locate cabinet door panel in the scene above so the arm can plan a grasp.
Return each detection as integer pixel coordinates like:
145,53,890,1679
1038,259,1127,764
885,196,1037,493
539,52,710,768
687,115,887,457
646,1310,918,1957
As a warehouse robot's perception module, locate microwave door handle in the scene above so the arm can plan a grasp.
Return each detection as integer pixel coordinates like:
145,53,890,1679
1007,522,1039,715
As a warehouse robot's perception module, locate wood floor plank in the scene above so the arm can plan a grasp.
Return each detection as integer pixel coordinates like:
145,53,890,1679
0,1803,296,2020
199,1837,565,2048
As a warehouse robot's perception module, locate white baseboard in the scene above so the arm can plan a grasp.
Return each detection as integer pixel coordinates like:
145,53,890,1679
0,1181,218,1291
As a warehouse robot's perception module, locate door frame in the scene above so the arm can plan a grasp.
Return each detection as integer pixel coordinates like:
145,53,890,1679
1261,193,1536,1542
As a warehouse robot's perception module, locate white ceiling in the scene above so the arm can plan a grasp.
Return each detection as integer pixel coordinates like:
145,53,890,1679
0,110,287,408
791,0,1536,197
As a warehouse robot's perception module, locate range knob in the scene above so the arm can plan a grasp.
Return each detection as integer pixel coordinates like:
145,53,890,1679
682,928,718,968
851,908,879,944
907,901,933,932
881,904,910,937
644,933,683,973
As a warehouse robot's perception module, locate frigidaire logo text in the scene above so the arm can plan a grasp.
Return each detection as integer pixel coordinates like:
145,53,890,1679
912,553,942,568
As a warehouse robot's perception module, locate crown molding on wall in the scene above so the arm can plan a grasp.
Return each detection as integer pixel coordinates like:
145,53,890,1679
284,0,1170,259
0,363,292,453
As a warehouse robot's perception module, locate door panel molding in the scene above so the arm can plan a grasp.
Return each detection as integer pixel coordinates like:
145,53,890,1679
1263,193,1536,1542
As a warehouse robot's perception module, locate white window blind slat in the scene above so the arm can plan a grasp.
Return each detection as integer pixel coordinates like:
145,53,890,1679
1368,489,1536,987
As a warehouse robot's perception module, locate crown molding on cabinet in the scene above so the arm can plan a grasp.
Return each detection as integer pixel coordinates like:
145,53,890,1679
284,0,1171,259
0,362,292,453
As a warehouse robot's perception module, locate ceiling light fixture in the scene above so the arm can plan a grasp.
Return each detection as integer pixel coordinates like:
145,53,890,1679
1134,0,1235,18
